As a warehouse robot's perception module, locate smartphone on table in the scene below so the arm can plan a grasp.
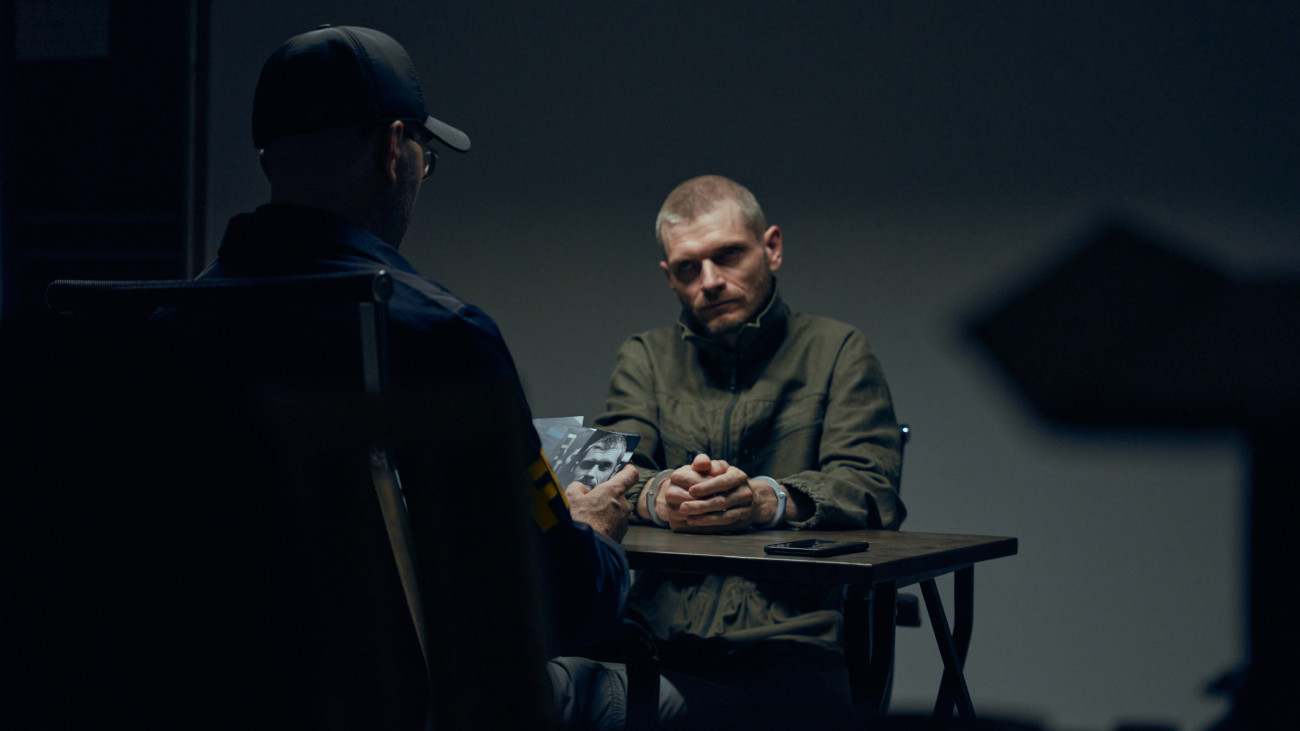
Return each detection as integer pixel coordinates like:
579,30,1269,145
763,538,870,557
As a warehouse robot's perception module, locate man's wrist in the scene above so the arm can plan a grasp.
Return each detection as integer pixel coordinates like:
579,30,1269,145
753,476,787,529
643,470,673,527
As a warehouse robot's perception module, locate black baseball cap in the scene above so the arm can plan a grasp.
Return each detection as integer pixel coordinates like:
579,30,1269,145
251,25,470,152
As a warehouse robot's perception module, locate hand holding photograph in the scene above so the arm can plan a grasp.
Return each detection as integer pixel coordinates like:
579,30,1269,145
533,417,639,489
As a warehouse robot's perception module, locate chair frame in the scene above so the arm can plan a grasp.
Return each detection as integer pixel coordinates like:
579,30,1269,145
43,270,561,727
47,271,429,670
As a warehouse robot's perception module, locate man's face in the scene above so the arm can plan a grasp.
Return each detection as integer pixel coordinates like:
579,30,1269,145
367,124,427,247
571,445,622,488
659,200,782,341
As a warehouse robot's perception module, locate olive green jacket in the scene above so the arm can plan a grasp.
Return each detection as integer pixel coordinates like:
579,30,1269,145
592,290,903,645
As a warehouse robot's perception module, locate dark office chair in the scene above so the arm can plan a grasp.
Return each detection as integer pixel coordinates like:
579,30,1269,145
19,272,554,729
877,424,921,714
896,423,921,627
842,421,920,718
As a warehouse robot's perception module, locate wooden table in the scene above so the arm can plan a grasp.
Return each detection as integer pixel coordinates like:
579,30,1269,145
621,526,1018,720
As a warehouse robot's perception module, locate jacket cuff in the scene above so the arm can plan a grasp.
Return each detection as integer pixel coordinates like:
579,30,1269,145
625,465,658,526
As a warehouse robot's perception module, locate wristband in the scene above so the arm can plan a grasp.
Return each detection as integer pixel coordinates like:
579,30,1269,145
753,476,787,529
643,470,673,527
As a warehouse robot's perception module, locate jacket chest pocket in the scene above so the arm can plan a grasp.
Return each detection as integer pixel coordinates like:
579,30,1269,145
656,399,725,466
656,394,825,469
733,396,825,472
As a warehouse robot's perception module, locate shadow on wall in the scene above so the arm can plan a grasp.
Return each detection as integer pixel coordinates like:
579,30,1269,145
964,217,1300,730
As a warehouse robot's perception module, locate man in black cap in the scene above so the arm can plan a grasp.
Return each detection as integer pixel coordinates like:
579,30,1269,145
202,25,640,726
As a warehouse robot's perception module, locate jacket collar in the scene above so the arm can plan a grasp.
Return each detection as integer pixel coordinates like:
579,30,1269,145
678,282,790,384
216,203,420,276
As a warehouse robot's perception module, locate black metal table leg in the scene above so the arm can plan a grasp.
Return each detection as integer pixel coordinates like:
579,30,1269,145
845,581,897,717
936,567,975,717
920,575,976,720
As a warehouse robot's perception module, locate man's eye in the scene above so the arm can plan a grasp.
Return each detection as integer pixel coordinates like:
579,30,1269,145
675,263,699,280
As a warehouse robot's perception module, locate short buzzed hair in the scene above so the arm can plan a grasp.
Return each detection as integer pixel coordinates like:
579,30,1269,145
655,175,767,252
584,432,627,455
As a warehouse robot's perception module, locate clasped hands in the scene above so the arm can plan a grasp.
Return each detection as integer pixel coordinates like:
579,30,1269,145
646,453,783,533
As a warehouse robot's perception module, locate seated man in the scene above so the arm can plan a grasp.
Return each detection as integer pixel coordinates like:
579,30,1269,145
593,175,905,722
203,25,638,726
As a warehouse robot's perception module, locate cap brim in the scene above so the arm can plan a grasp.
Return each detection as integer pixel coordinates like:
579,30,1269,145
424,116,470,152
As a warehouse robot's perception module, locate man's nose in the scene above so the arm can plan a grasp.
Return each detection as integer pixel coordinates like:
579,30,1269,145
700,261,725,292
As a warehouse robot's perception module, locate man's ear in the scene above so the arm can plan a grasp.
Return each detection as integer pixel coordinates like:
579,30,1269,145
763,225,784,272
376,120,404,183
659,259,673,286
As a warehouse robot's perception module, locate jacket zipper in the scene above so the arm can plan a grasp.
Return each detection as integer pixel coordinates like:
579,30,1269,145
720,355,740,462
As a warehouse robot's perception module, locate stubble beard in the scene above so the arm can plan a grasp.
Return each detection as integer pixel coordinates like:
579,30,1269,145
699,273,773,341
377,161,422,247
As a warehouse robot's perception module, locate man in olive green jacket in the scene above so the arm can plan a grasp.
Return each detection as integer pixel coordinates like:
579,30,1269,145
592,175,903,719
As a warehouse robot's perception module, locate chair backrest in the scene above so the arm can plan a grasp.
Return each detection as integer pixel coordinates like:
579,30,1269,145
46,271,395,396
13,273,554,728
897,423,911,489
49,270,429,670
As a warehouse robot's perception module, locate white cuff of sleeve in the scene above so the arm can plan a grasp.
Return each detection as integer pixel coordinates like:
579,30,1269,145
753,476,787,529
643,470,673,527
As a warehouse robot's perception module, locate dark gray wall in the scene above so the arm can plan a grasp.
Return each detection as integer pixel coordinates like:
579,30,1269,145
208,3,1300,728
